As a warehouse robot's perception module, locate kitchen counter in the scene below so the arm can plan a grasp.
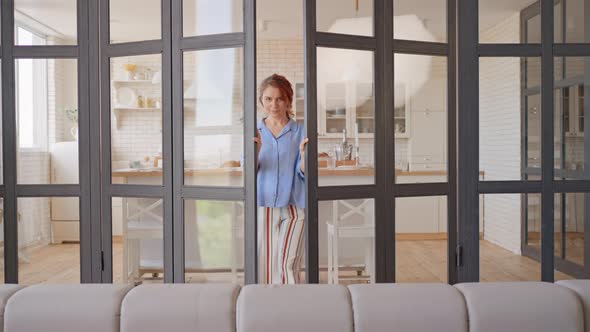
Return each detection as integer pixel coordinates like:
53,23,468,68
112,167,484,178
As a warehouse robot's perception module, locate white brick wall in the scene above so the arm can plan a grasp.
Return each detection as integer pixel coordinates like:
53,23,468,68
480,13,522,254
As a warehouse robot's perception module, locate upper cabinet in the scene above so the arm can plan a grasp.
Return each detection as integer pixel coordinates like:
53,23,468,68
409,77,447,113
315,81,409,139
562,84,585,137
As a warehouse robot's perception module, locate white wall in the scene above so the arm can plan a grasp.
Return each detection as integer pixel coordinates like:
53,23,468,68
480,13,522,254
18,56,77,248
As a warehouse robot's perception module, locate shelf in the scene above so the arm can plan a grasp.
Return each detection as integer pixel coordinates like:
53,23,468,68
112,80,157,84
326,116,346,120
356,117,374,120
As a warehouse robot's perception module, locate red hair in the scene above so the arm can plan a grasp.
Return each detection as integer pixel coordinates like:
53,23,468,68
258,74,294,118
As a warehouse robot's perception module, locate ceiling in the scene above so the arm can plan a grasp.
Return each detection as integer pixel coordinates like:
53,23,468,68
13,0,553,43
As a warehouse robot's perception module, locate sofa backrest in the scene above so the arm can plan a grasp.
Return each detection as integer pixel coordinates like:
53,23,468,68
4,284,131,332
456,282,584,332
348,283,468,332
557,280,590,332
120,284,240,332
236,284,353,332
0,281,589,332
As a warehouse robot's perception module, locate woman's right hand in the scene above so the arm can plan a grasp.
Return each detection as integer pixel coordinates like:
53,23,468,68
252,129,261,155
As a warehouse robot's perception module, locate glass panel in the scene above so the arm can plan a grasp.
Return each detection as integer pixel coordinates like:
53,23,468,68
395,55,447,184
320,199,374,284
109,0,161,43
184,200,244,284
14,0,77,45
479,57,540,181
524,1,561,44
525,194,541,249
0,62,3,185
183,0,243,37
526,11,541,44
555,1,564,43
113,197,163,284
183,48,243,187
0,198,4,283
16,59,79,185
254,10,307,284
479,0,538,44
527,57,541,89
18,197,80,284
110,54,162,185
317,0,373,37
393,0,446,42
554,193,585,281
554,57,590,180
480,193,552,281
561,0,590,43
256,0,305,127
395,196,447,283
317,47,374,186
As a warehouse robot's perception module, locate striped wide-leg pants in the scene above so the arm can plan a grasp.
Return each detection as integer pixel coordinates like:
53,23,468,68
258,205,305,284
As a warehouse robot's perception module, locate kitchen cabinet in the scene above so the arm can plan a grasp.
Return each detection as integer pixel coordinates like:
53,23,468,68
409,77,447,112
409,109,446,171
315,81,409,139
395,196,440,233
561,84,585,137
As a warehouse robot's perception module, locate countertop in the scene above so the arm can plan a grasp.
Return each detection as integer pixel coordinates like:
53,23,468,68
112,167,485,177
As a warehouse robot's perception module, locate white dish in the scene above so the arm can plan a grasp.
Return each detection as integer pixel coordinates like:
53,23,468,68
116,87,135,107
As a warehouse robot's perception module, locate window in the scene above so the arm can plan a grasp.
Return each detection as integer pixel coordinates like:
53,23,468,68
16,26,47,149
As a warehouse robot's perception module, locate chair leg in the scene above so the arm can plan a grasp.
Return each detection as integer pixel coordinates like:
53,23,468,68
327,231,333,284
366,237,375,284
334,232,339,285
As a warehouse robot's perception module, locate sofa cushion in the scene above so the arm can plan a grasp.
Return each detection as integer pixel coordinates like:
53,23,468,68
237,285,353,332
0,285,24,332
557,280,590,332
349,283,467,332
120,283,240,332
456,282,583,332
4,284,131,332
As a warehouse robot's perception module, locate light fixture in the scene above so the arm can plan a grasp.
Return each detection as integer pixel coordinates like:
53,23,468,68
317,15,436,108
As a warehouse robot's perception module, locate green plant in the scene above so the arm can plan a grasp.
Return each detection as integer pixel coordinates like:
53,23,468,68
64,108,78,122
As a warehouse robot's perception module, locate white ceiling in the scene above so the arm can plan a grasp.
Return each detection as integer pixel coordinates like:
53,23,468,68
13,0,556,42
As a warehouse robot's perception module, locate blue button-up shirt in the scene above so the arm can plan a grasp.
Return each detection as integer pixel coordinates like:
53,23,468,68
257,118,305,208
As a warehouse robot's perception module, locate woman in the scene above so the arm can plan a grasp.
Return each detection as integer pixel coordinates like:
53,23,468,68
253,74,308,284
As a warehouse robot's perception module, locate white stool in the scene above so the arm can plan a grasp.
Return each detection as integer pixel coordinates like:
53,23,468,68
122,198,163,283
326,199,374,284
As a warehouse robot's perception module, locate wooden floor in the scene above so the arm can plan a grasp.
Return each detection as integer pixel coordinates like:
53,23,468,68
9,239,575,285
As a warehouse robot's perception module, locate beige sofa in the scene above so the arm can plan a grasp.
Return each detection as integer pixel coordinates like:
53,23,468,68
0,280,588,332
